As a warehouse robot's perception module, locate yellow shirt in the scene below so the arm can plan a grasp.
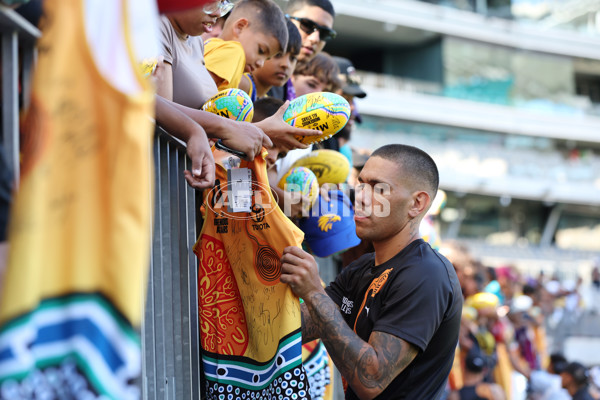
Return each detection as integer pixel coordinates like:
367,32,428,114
0,0,154,398
204,38,247,90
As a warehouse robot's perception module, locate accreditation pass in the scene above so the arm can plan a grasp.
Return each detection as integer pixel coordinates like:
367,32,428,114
227,167,252,213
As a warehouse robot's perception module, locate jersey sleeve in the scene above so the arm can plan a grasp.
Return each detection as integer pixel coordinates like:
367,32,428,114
159,16,175,66
374,263,451,352
204,39,246,90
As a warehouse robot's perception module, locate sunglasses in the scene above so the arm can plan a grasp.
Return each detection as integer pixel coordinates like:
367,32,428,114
286,15,337,42
203,0,234,18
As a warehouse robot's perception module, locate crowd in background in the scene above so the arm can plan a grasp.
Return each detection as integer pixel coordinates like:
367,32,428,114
438,240,600,400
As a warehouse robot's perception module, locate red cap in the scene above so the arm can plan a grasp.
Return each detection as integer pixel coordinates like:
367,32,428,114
157,0,212,13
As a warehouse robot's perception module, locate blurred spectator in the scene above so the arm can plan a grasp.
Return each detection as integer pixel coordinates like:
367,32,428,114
563,277,584,318
508,295,539,372
589,366,600,399
528,353,570,400
347,147,370,187
448,349,505,400
496,265,519,305
484,266,504,305
582,264,600,315
561,362,594,400
323,56,367,154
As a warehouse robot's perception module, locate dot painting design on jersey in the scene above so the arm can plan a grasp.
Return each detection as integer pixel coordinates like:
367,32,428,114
244,218,282,286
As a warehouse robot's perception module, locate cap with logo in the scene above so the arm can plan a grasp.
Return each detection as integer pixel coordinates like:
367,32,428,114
333,56,367,99
299,190,361,258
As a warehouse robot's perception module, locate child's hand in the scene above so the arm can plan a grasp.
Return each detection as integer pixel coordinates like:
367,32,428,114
183,129,216,190
220,120,272,161
254,101,321,151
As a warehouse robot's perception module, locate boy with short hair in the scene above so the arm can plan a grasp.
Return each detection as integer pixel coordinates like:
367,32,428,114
204,0,288,90
240,18,302,101
292,51,341,97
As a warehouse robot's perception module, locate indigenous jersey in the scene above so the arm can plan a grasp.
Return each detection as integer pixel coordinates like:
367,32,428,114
194,149,310,400
0,0,154,399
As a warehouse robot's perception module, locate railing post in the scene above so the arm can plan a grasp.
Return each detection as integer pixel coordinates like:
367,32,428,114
1,31,19,186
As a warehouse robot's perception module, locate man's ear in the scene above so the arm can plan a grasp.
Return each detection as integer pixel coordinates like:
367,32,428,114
232,18,249,38
408,191,431,218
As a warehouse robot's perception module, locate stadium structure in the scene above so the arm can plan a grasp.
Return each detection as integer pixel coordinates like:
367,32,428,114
311,0,600,277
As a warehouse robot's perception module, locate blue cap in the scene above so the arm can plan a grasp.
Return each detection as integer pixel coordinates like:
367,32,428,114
299,190,361,258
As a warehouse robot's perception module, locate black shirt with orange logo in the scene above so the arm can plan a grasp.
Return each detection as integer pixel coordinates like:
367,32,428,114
326,239,463,399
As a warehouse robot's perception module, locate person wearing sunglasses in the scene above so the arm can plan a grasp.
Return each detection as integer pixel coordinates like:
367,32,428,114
285,0,336,62
265,0,335,103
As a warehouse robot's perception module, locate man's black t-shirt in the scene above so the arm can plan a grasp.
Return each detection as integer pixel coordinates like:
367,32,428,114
325,239,462,399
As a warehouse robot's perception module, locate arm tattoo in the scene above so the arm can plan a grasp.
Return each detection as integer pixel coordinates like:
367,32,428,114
304,292,418,398
300,303,320,343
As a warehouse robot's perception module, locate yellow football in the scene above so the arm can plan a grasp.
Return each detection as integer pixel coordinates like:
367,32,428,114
291,149,350,185
283,92,350,145
202,88,254,122
277,167,319,215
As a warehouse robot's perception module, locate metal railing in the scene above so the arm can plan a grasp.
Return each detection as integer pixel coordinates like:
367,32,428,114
143,127,201,400
0,4,40,185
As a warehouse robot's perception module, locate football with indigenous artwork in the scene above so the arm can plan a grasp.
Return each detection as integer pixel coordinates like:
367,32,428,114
202,88,254,122
292,149,350,185
278,167,319,214
283,92,350,145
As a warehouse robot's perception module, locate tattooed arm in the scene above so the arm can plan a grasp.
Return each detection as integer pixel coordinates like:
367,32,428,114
281,246,419,399
300,303,321,343
304,291,418,399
